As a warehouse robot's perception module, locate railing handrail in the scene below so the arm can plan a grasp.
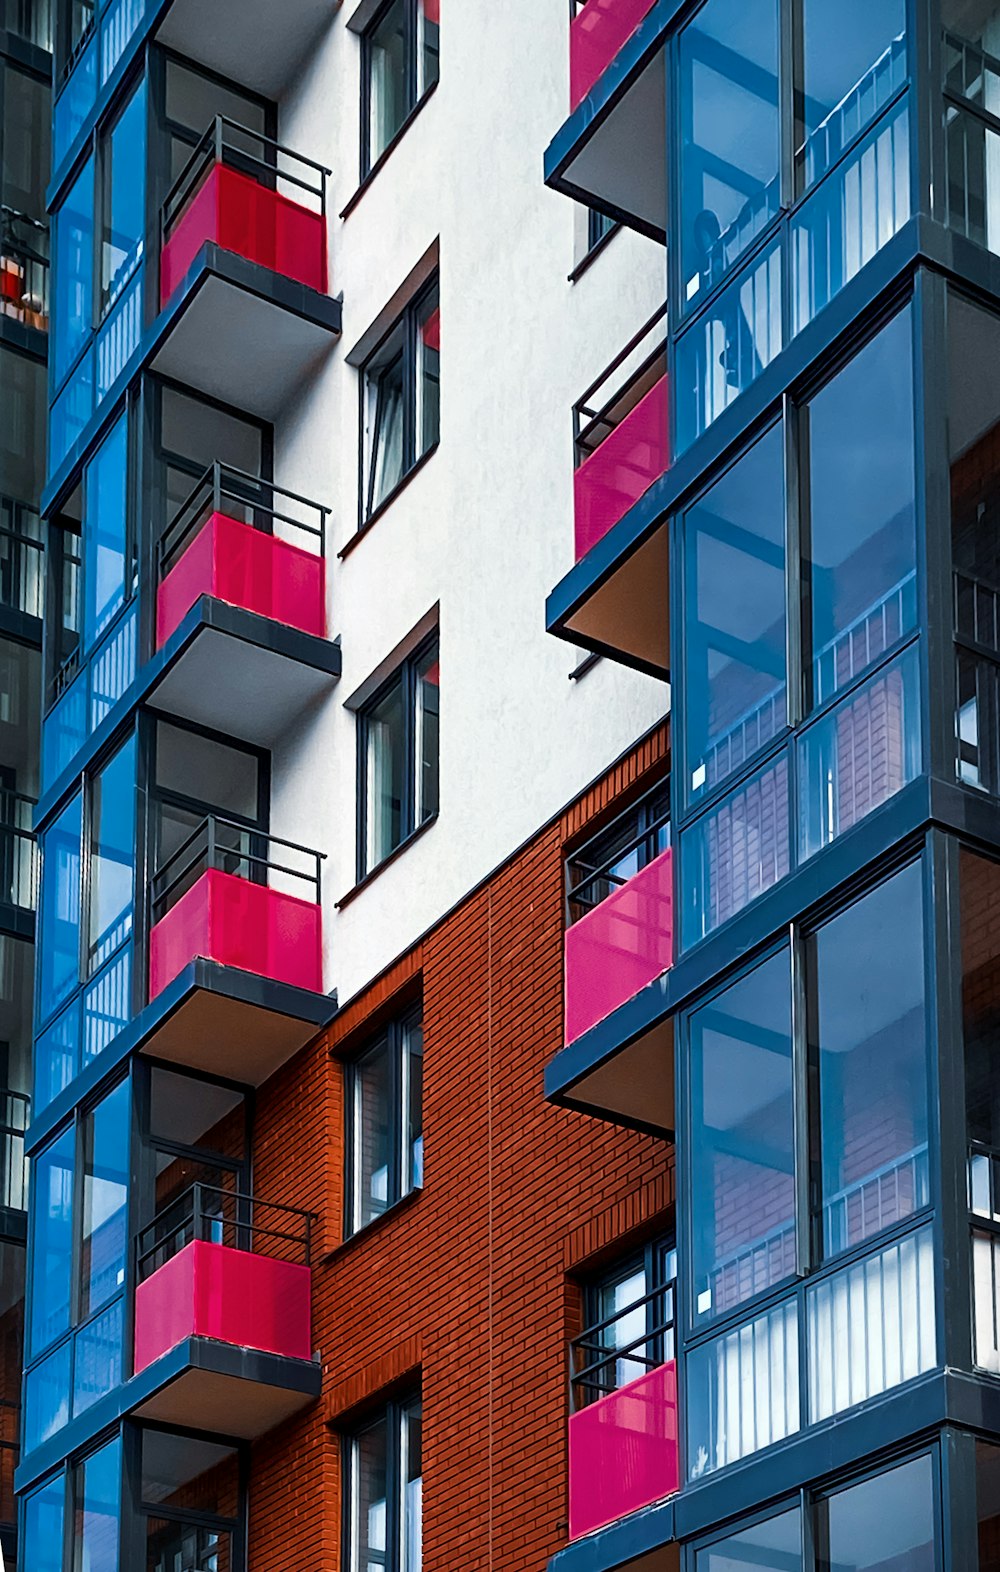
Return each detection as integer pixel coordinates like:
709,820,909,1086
573,301,667,449
150,811,325,918
162,115,332,242
136,1179,316,1279
159,460,329,571
569,1277,676,1407
567,778,669,911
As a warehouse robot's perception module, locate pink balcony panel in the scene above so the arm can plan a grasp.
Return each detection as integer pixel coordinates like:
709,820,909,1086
569,1362,679,1539
149,867,323,1001
160,162,327,307
156,511,326,648
570,0,658,109
134,1239,312,1374
565,845,673,1044
574,374,669,561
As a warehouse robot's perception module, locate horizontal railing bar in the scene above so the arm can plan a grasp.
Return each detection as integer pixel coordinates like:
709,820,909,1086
576,341,668,457
574,300,667,417
568,778,669,876
570,1279,673,1349
163,116,331,238
568,807,671,905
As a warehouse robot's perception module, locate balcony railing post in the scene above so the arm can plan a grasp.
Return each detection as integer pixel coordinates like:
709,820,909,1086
207,815,216,878
192,1181,204,1244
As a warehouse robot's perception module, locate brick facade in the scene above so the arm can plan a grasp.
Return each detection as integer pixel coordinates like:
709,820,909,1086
246,723,674,1571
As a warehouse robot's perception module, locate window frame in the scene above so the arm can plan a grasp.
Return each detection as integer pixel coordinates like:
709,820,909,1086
344,1003,423,1239
359,0,439,181
358,276,440,533
342,1387,422,1572
579,1235,677,1402
356,631,439,882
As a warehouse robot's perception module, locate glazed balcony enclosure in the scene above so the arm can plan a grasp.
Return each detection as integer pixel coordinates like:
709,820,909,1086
133,1182,318,1438
547,0,667,240
565,308,670,677
151,116,339,422
144,814,327,1086
568,1272,679,1542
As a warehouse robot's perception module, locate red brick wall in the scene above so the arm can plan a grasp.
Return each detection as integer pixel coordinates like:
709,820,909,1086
247,724,674,1571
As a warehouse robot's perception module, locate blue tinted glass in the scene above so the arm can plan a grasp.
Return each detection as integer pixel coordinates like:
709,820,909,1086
53,29,97,168
83,413,128,652
101,80,146,310
817,1453,936,1570
797,0,906,191
74,1434,122,1572
24,1341,71,1451
80,1080,129,1319
22,1471,65,1572
676,241,783,453
698,1507,802,1570
683,423,786,804
29,1125,75,1355
680,0,781,308
689,950,794,1324
807,308,916,709
682,751,790,945
74,1300,123,1417
39,793,82,1021
54,155,94,389
87,733,136,971
34,1000,81,1114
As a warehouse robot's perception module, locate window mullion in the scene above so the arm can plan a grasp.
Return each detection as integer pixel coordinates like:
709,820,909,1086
791,924,811,1279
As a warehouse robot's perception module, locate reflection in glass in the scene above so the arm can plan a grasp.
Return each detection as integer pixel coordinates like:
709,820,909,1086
369,0,407,167
24,1339,70,1451
418,287,440,459
687,1296,799,1479
29,1124,74,1355
977,1439,1000,1570
815,1453,936,1570
697,1506,801,1571
87,733,136,971
689,950,794,1323
354,1035,391,1230
416,640,439,827
38,793,82,1019
407,1017,424,1190
22,1471,65,1572
366,674,404,871
80,1080,129,1320
676,242,782,453
83,413,129,654
354,1415,389,1570
403,1394,422,1572
945,1,1000,256
796,0,906,191
100,79,146,311
683,424,786,803
73,1299,123,1417
73,1435,122,1572
683,752,790,945
592,1260,648,1392
366,345,405,517
53,155,94,388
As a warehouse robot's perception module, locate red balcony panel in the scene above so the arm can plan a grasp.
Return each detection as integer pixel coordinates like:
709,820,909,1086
574,374,669,562
160,162,327,307
156,511,326,648
565,845,673,1045
134,1239,312,1374
569,1362,679,1539
149,868,323,1001
570,0,658,109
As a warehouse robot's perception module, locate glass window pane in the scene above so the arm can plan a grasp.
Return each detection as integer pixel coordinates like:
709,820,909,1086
690,950,794,1324
368,0,408,167
354,1415,389,1569
686,1296,799,1479
809,861,929,1259
0,343,47,506
406,1017,423,1191
366,675,405,871
29,1123,74,1355
697,1506,802,1571
590,1260,648,1391
682,751,790,945
22,1472,65,1572
39,792,82,1018
417,287,440,459
815,1453,937,1570
366,345,406,517
24,1338,70,1452
80,1079,129,1320
87,733,136,970
679,0,781,306
419,0,439,98
415,641,439,827
683,424,786,803
83,412,129,651
73,1435,121,1572
353,1036,391,1231
806,309,917,709
54,155,94,389
101,79,146,310
944,5,1000,255
73,1298,122,1417
402,1396,422,1572
797,0,906,192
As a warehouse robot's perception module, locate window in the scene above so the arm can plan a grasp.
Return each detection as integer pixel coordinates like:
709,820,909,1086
72,1434,122,1572
99,78,146,311
140,1428,241,1570
346,1007,423,1235
53,154,94,390
344,1391,422,1572
796,0,906,195
361,280,439,525
362,0,439,175
22,1472,67,1572
359,635,439,877
587,209,617,254
576,1240,676,1401
696,1505,802,1570
566,780,669,922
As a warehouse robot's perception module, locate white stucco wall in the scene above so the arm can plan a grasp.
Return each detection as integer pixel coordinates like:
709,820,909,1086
269,0,669,1005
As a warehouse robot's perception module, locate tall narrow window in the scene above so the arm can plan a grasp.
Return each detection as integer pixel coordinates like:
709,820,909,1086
346,1007,423,1235
361,279,440,526
38,793,82,1021
362,0,439,175
87,733,136,973
795,0,906,193
359,634,439,877
345,1391,422,1572
99,78,146,312
53,154,94,389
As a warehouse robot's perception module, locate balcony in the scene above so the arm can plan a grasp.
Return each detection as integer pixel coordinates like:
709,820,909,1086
148,463,336,745
141,816,330,1086
560,309,670,676
559,783,674,1134
151,118,340,421
133,1183,319,1438
546,0,667,240
568,1277,679,1541
0,218,49,338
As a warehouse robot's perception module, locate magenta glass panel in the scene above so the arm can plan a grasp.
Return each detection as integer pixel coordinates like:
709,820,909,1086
570,0,658,108
574,374,669,561
156,511,327,647
148,867,323,1000
568,1362,679,1539
565,844,673,1044
133,1239,311,1373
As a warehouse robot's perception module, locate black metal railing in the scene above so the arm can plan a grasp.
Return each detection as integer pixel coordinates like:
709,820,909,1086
150,813,324,924
570,1278,676,1411
0,1090,30,1214
0,792,38,913
136,1181,314,1283
159,462,329,577
0,499,44,620
566,778,670,922
573,302,667,465
1,207,50,330
162,116,330,246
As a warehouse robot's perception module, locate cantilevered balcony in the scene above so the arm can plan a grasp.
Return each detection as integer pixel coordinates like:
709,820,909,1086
562,308,670,676
568,1272,679,1541
142,815,329,1086
149,463,336,745
133,1183,318,1438
151,118,340,420
570,0,658,107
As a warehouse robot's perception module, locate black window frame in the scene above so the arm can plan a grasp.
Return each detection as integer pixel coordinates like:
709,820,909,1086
358,275,440,532
359,0,439,182
343,1002,423,1239
576,1235,678,1404
565,777,670,925
356,630,439,882
342,1386,422,1572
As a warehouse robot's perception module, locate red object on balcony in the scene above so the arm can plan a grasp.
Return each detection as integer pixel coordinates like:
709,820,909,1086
133,1239,312,1374
149,868,323,1001
568,1362,679,1539
575,373,669,562
156,511,326,647
160,162,327,307
565,845,672,1044
570,0,658,109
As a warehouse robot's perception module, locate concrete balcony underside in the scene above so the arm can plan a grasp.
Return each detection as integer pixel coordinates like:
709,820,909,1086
155,0,336,97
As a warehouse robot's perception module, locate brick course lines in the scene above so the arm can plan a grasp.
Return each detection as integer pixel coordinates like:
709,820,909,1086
248,724,673,1571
